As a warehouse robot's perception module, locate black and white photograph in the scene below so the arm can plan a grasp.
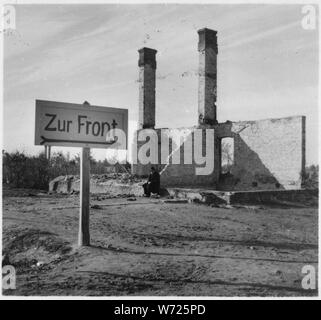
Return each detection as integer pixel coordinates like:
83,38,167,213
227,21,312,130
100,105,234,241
1,0,319,302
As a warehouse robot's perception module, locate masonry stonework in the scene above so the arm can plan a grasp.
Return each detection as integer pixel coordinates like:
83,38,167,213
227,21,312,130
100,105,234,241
198,28,218,126
215,116,306,190
138,47,157,129
131,28,306,191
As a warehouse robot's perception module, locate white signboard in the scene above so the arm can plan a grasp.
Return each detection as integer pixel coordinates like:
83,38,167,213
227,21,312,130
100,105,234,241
35,100,128,149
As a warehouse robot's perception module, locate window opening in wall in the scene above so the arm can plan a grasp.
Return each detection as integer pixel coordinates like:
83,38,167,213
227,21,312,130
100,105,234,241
221,137,234,174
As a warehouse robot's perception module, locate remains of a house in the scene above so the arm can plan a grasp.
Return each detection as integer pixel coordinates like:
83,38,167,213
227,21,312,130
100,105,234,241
132,28,306,194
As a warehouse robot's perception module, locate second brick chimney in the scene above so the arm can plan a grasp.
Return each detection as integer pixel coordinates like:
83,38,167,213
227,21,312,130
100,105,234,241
197,28,218,126
138,47,157,129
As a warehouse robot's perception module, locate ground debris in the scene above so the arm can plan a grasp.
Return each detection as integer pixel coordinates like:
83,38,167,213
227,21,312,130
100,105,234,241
91,204,102,209
2,188,318,297
163,199,189,204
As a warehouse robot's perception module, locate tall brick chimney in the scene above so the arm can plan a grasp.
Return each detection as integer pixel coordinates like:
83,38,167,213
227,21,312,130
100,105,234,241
138,47,157,129
197,28,218,125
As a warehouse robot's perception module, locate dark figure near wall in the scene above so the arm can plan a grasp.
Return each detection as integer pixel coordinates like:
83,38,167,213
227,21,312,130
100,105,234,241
143,167,160,197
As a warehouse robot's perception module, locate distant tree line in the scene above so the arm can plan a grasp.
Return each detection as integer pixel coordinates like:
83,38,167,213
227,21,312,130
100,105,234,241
2,150,318,191
2,150,130,190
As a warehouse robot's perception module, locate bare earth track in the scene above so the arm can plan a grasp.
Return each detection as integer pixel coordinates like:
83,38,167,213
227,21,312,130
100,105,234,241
2,188,318,296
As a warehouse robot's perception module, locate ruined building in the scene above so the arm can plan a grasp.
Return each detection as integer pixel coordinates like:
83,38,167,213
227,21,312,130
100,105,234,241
132,28,306,191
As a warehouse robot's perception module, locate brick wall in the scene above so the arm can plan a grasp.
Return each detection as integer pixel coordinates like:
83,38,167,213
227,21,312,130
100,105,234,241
131,116,305,191
216,116,306,190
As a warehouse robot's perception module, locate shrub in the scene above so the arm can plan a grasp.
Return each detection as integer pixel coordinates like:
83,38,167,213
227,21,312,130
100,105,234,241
2,150,130,190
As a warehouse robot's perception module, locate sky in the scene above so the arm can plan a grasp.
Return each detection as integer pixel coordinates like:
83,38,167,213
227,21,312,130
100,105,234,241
3,3,319,164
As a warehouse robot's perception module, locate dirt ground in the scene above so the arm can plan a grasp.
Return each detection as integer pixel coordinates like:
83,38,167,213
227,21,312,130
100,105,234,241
2,187,318,297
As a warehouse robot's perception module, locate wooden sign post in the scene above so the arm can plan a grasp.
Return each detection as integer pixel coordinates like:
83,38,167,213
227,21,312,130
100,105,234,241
35,99,128,247
79,146,90,246
79,101,91,246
